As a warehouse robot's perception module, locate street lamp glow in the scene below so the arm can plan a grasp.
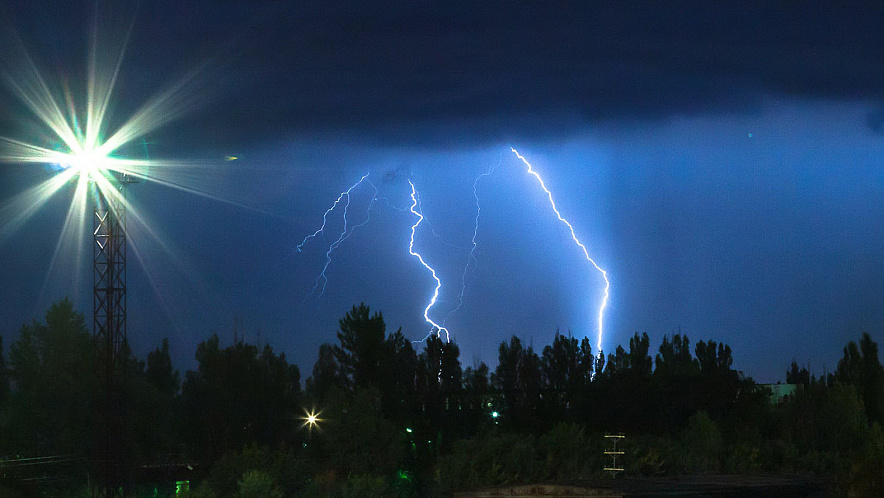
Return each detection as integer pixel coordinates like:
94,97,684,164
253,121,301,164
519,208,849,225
301,409,323,431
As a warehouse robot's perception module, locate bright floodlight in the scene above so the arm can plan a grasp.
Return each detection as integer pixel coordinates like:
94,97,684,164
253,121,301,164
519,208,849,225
61,147,110,178
0,13,231,275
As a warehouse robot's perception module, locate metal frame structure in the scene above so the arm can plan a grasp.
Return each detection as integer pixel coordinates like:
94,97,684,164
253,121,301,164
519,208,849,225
93,176,134,497
603,434,625,477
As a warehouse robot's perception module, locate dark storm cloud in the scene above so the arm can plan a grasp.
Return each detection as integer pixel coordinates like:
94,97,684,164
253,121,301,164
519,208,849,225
188,1,884,147
5,1,884,147
382,164,411,184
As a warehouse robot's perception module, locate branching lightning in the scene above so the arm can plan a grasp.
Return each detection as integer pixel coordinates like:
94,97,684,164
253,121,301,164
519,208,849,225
408,180,450,342
297,151,608,351
302,174,378,299
297,174,370,253
300,177,454,341
511,148,610,354
443,159,499,327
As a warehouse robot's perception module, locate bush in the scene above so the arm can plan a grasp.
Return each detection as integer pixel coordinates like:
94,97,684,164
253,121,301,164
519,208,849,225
301,471,392,497
206,444,274,496
538,423,591,479
438,432,538,491
681,411,722,473
723,427,762,473
629,435,683,476
339,474,389,497
844,422,884,497
235,469,282,498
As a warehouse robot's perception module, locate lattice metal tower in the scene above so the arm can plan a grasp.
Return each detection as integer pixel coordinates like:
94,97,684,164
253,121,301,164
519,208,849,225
93,175,135,497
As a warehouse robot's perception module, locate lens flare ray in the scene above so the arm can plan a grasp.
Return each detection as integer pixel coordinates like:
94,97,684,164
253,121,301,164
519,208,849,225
0,168,79,244
510,148,610,353
37,172,90,308
85,15,133,152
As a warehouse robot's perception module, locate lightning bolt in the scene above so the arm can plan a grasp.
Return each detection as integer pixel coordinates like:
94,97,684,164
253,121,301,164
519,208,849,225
408,180,450,342
297,173,370,253
376,196,464,252
443,159,499,327
298,173,376,299
511,148,610,354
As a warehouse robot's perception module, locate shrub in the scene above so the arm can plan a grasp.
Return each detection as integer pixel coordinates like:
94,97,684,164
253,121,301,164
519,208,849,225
235,469,282,498
681,411,722,473
538,422,589,479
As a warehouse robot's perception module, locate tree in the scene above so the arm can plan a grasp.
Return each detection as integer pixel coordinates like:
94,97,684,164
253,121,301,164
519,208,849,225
182,334,301,465
786,360,811,385
331,305,419,421
6,299,94,458
628,332,653,377
540,333,593,420
382,329,418,424
439,339,463,395
695,339,735,376
318,388,405,479
464,362,489,395
601,333,652,379
655,334,697,379
128,338,183,460
147,338,179,398
334,303,387,390
306,343,345,401
417,335,445,421
836,333,884,425
783,382,868,456
541,333,581,391
492,336,542,432
603,345,629,377
121,339,177,466
654,334,701,432
415,336,462,448
694,339,744,420
597,333,656,432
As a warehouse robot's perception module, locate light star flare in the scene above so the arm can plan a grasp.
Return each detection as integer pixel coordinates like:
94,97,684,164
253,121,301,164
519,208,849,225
300,408,323,431
0,9,230,320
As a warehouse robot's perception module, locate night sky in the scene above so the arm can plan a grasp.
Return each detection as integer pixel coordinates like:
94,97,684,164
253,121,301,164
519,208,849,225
0,1,882,383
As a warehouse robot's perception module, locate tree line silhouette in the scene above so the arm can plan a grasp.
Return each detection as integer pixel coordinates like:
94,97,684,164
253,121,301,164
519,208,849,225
0,299,882,496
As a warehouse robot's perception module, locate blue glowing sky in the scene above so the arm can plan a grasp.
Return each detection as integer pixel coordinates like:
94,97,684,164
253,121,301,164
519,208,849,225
0,2,882,382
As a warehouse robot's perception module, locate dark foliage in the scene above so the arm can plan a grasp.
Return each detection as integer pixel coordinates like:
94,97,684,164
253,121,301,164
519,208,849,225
1,300,882,496
181,334,301,465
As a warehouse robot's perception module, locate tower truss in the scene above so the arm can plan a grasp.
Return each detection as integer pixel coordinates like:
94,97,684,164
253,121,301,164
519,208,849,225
93,177,134,497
